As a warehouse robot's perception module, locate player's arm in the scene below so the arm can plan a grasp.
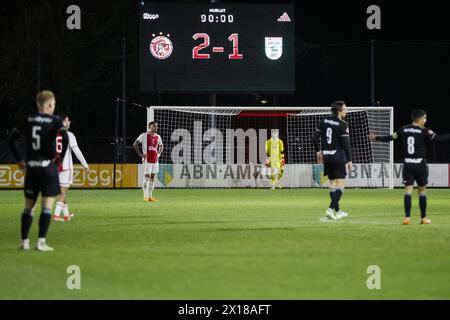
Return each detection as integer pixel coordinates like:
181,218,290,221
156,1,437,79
340,123,353,170
133,140,144,158
311,127,322,163
341,136,352,161
70,133,89,170
133,135,145,160
426,129,450,142
434,134,450,142
157,136,164,157
157,143,164,156
369,131,399,142
265,139,270,157
7,127,25,170
280,140,285,166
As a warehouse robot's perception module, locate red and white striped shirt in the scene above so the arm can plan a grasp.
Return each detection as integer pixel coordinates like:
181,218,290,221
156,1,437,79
135,132,163,163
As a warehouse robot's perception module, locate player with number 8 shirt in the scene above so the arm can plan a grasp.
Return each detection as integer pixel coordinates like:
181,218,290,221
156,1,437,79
370,109,450,225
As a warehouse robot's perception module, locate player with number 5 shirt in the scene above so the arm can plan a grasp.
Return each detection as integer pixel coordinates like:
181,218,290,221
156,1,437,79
7,90,69,251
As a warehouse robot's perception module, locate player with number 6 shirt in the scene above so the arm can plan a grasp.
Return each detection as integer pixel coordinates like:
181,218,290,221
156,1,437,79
53,115,89,222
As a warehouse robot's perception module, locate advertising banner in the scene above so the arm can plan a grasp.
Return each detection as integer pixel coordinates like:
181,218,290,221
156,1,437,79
1,163,448,188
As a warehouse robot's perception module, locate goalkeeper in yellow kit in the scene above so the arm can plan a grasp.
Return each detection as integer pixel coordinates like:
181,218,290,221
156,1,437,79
265,130,285,190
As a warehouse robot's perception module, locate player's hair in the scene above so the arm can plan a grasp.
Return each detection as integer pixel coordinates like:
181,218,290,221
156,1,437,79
36,90,55,109
331,100,346,115
411,109,427,122
148,121,157,127
59,114,69,121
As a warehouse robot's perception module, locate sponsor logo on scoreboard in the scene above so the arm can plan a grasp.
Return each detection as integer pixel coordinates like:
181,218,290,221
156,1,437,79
265,37,283,60
277,12,291,22
143,13,159,20
150,34,173,60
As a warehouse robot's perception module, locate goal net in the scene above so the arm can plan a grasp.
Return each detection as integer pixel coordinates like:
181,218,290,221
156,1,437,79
146,106,394,188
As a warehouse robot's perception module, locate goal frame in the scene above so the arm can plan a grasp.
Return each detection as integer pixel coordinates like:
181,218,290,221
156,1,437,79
147,106,394,189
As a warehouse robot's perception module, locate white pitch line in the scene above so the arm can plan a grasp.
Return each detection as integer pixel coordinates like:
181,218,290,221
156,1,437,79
318,217,396,225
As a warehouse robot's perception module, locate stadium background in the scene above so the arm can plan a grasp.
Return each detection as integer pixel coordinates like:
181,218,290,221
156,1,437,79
0,0,449,171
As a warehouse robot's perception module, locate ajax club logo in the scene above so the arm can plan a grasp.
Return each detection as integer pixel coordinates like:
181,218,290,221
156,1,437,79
150,33,173,60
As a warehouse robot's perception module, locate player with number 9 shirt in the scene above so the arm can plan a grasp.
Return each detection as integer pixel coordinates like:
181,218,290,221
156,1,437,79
311,101,353,221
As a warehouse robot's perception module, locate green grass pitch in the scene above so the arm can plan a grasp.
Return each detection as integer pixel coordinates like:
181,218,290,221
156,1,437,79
0,188,449,299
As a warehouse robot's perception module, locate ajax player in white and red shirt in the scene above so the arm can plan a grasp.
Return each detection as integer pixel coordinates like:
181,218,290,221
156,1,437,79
133,121,164,202
53,115,89,221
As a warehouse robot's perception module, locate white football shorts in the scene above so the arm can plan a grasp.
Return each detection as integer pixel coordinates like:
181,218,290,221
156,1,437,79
143,162,159,175
59,169,73,188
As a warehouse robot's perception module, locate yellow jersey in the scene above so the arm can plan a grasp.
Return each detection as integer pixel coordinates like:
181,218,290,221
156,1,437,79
265,138,284,168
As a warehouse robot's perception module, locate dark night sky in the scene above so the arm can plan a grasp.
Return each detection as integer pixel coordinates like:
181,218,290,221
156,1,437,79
1,0,449,162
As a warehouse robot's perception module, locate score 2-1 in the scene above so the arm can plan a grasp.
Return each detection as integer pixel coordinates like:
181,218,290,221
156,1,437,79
192,33,243,60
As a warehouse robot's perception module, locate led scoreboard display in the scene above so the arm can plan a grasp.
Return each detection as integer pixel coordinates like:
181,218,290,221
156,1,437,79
139,2,295,93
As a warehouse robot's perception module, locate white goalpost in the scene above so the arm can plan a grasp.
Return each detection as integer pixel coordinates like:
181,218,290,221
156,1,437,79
146,106,394,189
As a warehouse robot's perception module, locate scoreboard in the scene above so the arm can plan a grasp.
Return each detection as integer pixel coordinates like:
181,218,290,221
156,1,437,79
139,2,295,93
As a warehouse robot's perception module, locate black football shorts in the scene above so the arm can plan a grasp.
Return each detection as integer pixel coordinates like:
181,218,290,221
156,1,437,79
323,157,347,180
24,164,60,199
402,163,428,187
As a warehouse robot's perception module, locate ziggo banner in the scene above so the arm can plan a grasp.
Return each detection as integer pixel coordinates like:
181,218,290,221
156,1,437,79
0,164,137,188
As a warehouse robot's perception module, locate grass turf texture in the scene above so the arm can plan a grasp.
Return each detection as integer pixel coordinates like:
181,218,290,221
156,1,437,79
0,189,449,299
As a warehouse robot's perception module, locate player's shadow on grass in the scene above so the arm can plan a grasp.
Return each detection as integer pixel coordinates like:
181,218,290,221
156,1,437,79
163,251,273,258
212,226,299,232
155,220,255,225
103,219,260,226
112,215,161,219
